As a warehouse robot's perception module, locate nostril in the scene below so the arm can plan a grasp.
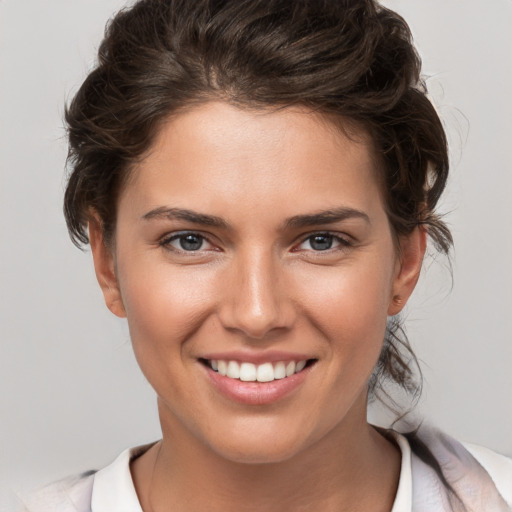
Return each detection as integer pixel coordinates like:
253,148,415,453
218,304,297,340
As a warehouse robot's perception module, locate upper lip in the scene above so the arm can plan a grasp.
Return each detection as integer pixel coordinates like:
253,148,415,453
199,350,316,365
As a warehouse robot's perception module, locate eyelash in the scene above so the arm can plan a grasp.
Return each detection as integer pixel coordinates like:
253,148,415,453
159,231,214,253
294,232,353,253
158,231,353,254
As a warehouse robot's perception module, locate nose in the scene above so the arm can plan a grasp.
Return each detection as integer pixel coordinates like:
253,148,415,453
218,248,296,340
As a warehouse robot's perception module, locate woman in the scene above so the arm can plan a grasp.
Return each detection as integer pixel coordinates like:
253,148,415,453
25,0,511,510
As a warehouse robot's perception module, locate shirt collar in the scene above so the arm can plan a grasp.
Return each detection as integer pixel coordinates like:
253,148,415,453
91,443,153,512
91,436,411,512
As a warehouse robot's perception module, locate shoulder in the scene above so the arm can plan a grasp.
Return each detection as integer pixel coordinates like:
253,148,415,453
463,441,512,506
20,442,154,512
404,425,512,511
20,471,96,512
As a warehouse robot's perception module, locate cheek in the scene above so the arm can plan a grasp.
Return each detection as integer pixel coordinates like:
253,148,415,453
117,257,217,359
293,255,394,360
115,259,222,425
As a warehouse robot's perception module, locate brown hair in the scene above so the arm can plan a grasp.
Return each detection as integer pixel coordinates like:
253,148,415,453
64,0,452,407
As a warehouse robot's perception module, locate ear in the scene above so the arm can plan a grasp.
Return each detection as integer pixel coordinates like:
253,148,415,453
88,213,126,318
388,227,427,316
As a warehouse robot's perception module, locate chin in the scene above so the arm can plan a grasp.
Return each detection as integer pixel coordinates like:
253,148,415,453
212,440,305,465
204,422,319,465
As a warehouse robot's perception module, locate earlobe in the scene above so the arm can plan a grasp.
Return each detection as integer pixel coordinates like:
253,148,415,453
387,227,427,316
88,214,126,318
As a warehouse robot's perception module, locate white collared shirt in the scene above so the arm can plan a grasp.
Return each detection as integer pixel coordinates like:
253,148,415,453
88,436,411,512
23,431,512,511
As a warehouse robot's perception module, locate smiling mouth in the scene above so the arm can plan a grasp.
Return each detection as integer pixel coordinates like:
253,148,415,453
200,359,317,383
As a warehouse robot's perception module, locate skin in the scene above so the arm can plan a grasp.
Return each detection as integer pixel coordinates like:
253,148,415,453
90,101,426,512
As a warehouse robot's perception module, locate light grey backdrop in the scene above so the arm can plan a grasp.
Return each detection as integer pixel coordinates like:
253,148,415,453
1,0,511,509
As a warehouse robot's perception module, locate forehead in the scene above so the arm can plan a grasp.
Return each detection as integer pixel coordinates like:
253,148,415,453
123,101,385,223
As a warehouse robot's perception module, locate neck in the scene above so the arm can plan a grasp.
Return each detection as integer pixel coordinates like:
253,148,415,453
131,398,400,512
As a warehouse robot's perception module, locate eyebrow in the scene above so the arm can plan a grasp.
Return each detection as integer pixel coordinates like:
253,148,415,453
142,206,370,229
142,207,229,229
283,207,371,229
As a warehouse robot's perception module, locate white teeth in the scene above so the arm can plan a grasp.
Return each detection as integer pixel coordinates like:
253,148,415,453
256,362,274,382
239,362,257,382
217,360,227,376
226,361,240,379
295,360,306,372
274,361,286,379
208,359,309,382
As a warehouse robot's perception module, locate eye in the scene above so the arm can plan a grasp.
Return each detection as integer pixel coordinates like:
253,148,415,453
160,232,214,252
297,233,351,252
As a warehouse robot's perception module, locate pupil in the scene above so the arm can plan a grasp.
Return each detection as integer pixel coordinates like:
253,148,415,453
311,235,332,251
180,234,202,251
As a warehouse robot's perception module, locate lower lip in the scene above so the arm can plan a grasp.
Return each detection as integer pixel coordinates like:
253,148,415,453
203,364,313,405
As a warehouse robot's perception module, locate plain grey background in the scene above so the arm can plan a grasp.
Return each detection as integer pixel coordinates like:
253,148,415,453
1,0,511,509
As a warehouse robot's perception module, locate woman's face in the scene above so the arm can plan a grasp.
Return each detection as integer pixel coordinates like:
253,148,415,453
91,101,423,463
